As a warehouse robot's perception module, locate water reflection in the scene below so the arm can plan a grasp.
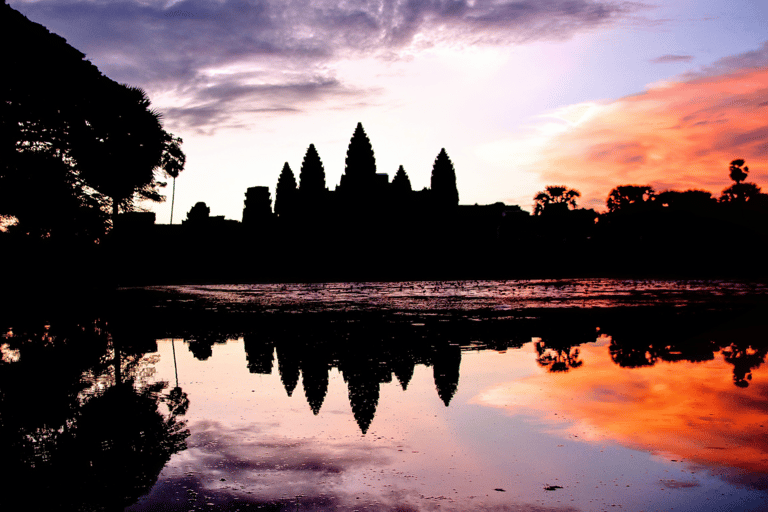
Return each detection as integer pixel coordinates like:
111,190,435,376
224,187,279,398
478,339,768,479
241,328,462,433
3,281,768,511
0,319,190,510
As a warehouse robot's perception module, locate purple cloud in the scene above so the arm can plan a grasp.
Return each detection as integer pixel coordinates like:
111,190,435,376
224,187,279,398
8,0,646,132
650,54,694,64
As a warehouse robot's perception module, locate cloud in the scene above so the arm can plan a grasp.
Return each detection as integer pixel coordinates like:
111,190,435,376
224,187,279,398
525,65,768,210
650,54,693,64
10,0,646,132
687,40,768,79
161,75,370,132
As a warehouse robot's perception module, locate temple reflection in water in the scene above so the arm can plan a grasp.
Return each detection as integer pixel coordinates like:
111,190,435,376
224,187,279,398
2,280,768,511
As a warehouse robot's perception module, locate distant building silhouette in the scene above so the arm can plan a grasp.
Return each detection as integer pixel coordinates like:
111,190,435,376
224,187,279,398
274,162,297,219
242,186,273,226
430,148,459,208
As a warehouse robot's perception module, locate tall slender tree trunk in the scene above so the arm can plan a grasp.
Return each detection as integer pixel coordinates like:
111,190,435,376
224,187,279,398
170,176,176,224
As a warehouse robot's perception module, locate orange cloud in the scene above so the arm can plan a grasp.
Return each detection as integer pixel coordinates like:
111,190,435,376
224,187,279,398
474,342,768,474
534,67,768,211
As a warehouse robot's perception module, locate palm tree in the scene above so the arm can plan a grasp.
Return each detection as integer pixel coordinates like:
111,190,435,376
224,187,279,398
729,159,749,184
533,186,580,215
161,134,185,224
70,84,184,226
605,185,654,213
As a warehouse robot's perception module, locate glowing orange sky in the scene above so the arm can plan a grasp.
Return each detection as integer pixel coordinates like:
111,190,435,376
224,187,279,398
475,341,768,474
533,67,768,211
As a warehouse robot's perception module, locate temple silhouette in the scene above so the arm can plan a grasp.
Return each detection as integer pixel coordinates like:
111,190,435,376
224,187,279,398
113,122,529,283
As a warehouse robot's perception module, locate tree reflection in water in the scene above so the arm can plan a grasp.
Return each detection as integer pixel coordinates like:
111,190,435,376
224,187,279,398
603,306,768,387
3,285,768,511
0,319,190,511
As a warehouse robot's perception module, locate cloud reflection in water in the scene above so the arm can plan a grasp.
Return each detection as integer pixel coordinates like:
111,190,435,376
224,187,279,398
133,419,580,512
475,339,768,482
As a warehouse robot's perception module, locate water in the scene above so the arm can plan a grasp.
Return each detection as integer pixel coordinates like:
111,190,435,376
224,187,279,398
2,279,767,511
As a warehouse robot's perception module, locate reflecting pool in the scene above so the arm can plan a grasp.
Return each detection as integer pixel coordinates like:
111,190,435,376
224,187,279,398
2,279,767,511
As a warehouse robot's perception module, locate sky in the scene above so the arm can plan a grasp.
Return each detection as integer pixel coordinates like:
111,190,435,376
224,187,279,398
9,0,768,221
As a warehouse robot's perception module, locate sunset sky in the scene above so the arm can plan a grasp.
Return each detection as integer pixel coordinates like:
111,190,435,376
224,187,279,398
10,0,768,221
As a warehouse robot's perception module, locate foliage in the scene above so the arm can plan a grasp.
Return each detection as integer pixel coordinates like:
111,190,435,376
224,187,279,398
720,182,763,203
0,150,107,239
606,185,655,213
186,202,210,223
1,2,184,239
533,186,580,215
430,148,459,207
656,189,715,210
68,85,183,218
729,159,749,184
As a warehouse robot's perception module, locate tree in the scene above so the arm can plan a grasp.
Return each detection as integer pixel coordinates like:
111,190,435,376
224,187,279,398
69,84,183,224
720,160,763,204
161,134,186,224
606,185,655,213
729,159,749,184
430,148,459,207
0,150,106,240
720,182,762,203
533,186,580,215
274,162,297,218
1,3,110,240
1,4,185,234
656,189,715,210
185,202,210,224
391,165,412,194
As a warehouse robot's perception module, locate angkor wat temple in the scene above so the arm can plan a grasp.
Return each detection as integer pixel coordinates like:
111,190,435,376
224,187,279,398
116,123,530,283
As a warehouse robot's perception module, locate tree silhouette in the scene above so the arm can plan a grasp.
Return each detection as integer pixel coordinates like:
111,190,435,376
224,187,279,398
275,162,297,218
720,182,762,203
161,134,186,224
0,317,189,511
729,159,749,184
722,340,768,388
186,202,210,224
0,150,106,240
606,185,655,213
2,4,183,240
535,339,584,373
431,148,459,207
608,336,658,368
656,189,715,210
69,84,183,224
533,186,581,215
